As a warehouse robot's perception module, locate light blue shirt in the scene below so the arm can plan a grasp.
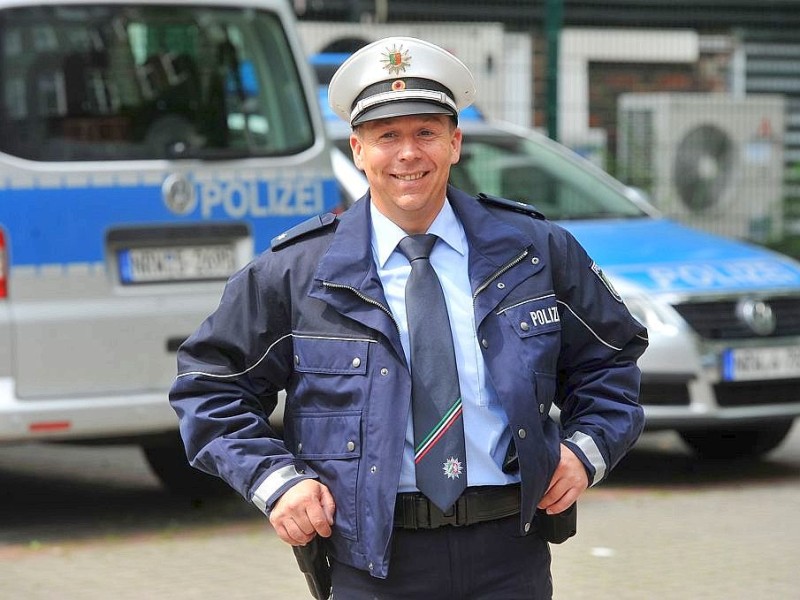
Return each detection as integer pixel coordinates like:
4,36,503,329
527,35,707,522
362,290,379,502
369,199,519,492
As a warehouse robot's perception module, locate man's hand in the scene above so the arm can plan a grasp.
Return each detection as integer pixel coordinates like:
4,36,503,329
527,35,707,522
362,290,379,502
269,479,336,546
537,443,589,515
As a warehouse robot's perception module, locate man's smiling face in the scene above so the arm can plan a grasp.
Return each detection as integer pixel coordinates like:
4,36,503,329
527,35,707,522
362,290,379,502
350,114,462,234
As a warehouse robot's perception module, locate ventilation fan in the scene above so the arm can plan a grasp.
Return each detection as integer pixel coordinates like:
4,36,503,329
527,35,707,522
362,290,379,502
618,93,784,241
673,124,735,212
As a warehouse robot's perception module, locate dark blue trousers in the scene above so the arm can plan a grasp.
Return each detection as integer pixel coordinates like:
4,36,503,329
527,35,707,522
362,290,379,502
330,515,552,599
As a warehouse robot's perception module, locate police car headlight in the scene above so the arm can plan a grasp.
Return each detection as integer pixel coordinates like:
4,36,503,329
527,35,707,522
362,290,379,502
622,294,682,336
606,277,684,336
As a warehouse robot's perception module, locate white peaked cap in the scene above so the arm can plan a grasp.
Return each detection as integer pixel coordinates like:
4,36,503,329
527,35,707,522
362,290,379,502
328,36,476,126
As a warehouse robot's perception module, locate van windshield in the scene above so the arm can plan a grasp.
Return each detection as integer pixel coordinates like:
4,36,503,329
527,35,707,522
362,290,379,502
0,4,313,161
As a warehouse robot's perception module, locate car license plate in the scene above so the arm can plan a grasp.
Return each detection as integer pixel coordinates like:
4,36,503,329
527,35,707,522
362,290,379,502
118,245,236,284
722,346,800,381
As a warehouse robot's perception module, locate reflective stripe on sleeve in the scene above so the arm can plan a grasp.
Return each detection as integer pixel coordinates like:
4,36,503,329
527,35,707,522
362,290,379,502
566,431,607,486
251,464,307,514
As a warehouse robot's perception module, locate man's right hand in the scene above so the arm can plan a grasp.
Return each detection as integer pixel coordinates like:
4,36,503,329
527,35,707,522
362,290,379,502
269,479,336,546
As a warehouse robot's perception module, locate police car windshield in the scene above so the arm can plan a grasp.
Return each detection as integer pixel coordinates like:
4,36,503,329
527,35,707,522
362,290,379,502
452,129,647,221
0,4,314,162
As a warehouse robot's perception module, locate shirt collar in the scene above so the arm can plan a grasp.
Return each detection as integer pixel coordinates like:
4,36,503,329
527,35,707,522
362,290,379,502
370,198,466,268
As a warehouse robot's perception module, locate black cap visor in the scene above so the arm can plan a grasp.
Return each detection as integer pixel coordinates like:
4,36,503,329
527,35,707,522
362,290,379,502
352,100,457,127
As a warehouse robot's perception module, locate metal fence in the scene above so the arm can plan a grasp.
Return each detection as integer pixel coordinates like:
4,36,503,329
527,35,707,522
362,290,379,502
295,0,800,246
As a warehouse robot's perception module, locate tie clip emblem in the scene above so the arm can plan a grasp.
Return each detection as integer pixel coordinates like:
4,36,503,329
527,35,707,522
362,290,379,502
443,456,464,480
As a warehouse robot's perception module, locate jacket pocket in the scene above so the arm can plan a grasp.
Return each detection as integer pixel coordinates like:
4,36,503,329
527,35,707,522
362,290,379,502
292,410,362,541
291,336,372,409
293,335,370,375
498,293,562,339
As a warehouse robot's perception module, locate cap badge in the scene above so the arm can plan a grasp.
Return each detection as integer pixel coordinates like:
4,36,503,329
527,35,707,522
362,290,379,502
381,44,411,75
391,80,406,92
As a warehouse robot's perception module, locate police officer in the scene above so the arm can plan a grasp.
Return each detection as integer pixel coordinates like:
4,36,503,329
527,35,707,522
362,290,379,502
170,37,647,599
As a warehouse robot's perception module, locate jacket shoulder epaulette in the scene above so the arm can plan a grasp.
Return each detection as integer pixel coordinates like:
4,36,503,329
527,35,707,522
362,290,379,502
271,212,337,250
477,193,546,220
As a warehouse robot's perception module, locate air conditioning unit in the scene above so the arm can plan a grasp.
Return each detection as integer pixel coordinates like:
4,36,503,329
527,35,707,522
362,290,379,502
617,93,785,242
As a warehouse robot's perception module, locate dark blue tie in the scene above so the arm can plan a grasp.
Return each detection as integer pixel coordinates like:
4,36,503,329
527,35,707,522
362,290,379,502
398,234,467,512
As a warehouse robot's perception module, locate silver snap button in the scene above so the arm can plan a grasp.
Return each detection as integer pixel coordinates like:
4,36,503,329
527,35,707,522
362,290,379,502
368,563,374,571
370,465,377,474
520,322,530,331
380,367,389,376
539,403,545,414
294,355,300,365
481,339,489,348
346,441,356,452
352,357,361,368
297,442,303,452
496,282,505,289
518,428,527,439
524,522,531,533
531,257,540,265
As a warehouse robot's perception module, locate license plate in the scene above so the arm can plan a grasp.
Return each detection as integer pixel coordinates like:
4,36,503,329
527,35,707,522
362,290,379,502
722,346,800,381
118,245,237,284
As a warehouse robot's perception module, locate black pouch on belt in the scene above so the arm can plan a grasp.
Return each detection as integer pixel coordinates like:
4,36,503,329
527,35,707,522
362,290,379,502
535,502,577,544
293,536,332,599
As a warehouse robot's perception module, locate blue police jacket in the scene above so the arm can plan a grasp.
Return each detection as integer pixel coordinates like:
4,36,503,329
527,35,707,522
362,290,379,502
169,185,647,578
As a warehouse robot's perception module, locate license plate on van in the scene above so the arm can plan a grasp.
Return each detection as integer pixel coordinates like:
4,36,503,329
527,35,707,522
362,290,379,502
722,346,800,381
118,245,236,284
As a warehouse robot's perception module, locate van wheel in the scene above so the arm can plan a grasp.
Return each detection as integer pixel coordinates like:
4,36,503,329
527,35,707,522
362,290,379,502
142,437,232,499
678,419,794,459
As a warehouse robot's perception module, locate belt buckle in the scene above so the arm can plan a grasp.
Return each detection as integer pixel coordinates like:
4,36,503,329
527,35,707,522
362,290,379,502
434,495,468,527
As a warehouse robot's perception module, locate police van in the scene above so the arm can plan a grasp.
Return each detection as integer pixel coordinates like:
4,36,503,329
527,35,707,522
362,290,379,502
0,0,341,493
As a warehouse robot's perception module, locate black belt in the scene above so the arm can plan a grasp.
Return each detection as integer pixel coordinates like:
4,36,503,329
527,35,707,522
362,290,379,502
394,485,521,529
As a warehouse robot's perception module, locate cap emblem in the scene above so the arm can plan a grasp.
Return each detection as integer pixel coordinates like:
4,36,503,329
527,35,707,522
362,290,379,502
381,44,411,75
391,80,406,92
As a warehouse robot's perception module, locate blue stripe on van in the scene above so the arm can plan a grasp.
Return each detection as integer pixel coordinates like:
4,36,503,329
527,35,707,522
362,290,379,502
0,178,339,266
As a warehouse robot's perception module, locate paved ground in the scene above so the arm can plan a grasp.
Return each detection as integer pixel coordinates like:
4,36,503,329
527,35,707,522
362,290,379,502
1,427,799,599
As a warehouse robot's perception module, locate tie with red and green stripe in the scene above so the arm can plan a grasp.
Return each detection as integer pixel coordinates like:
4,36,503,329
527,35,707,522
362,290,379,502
398,234,467,512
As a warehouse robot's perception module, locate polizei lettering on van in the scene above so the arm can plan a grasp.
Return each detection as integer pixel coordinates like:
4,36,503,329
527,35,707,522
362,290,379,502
197,178,325,219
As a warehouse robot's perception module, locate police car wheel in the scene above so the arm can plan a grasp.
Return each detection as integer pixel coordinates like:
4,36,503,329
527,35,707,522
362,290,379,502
678,419,794,460
142,436,233,499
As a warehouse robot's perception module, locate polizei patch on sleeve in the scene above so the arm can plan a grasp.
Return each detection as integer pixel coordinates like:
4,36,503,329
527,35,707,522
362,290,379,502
591,261,622,302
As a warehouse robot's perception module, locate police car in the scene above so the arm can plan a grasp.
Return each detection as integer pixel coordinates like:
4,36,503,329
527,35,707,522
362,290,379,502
314,55,800,459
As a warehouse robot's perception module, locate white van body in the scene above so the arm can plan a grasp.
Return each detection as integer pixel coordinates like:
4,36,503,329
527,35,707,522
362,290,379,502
0,0,340,492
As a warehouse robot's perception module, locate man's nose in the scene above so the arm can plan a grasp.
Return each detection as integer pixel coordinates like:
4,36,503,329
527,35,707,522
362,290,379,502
397,136,420,159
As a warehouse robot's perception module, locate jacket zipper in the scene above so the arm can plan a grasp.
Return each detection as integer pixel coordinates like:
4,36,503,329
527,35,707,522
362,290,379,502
473,249,529,299
322,281,400,333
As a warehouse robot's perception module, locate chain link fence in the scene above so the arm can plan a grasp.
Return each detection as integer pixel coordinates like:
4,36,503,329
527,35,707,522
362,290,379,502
295,0,800,252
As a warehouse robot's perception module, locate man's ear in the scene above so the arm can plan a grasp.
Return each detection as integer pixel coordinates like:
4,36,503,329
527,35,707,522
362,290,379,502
350,133,365,171
450,127,463,165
